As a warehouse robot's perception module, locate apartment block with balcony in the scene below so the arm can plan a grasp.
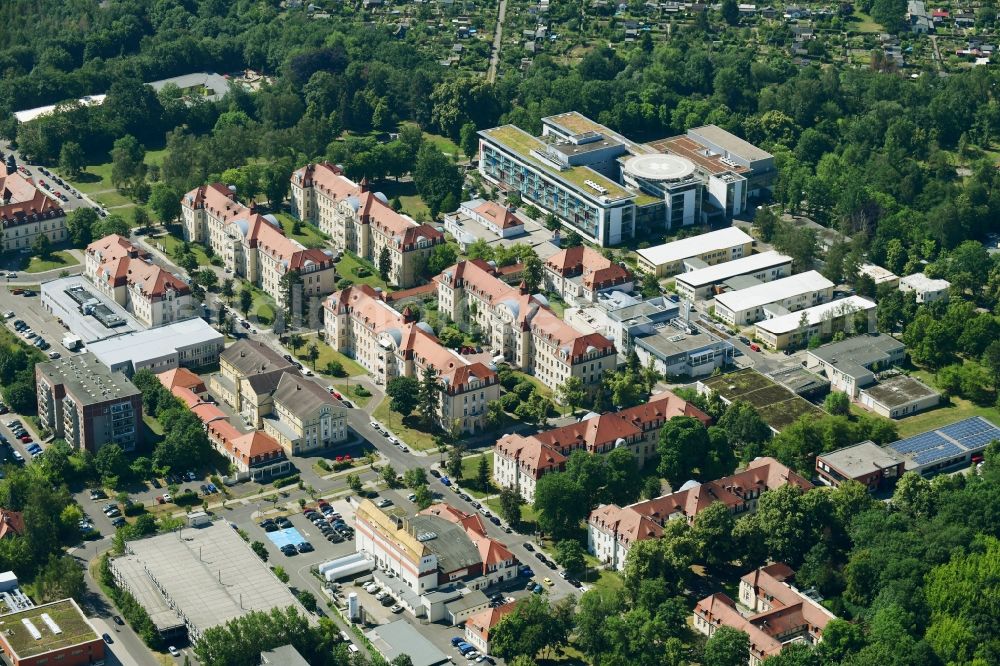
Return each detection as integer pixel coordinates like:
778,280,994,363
85,234,194,328
435,259,617,393
0,170,67,253
263,373,347,456
324,285,500,434
36,353,142,453
181,184,336,307
290,163,444,288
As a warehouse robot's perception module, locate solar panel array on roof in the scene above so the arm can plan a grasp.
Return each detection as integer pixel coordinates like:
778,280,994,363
888,416,1000,469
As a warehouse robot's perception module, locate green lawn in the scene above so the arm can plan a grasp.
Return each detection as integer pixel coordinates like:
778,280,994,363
247,285,276,325
849,11,884,33
93,190,135,210
274,212,329,249
372,398,438,451
299,335,368,377
460,451,495,497
333,383,373,407
23,250,78,273
373,180,431,221
154,231,213,266
399,122,464,159
337,251,390,290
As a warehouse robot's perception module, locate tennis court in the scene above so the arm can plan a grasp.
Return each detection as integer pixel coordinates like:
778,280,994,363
266,527,305,548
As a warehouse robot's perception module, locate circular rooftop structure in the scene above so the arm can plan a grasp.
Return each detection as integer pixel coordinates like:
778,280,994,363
624,153,696,182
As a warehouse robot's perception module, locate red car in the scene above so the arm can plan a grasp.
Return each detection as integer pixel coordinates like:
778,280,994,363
749,343,761,352
333,391,342,400
19,435,32,443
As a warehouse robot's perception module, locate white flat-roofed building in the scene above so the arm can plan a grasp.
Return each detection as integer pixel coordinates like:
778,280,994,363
754,296,876,350
715,271,834,327
899,272,950,303
675,250,792,301
86,318,224,377
858,263,899,288
636,227,754,277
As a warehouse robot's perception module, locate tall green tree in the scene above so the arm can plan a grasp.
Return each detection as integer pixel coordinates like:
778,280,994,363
378,247,392,283
417,365,441,428
702,626,750,666
58,141,85,179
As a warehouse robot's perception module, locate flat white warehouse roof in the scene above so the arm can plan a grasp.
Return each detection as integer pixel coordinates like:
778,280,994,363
715,270,833,312
87,318,222,368
637,227,754,267
755,295,876,335
676,251,791,289
900,273,950,292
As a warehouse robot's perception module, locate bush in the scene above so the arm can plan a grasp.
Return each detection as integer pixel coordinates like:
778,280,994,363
336,278,354,290
356,267,372,277
316,459,331,472
354,386,371,397
272,566,290,583
273,474,300,489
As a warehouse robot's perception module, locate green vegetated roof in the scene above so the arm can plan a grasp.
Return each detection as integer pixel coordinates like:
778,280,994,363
484,125,634,201
0,600,99,658
701,368,822,431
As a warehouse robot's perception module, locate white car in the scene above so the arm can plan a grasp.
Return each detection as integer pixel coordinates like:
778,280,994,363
369,421,381,430
374,591,388,601
407,493,416,502
168,646,180,657
364,583,379,594
3,311,13,318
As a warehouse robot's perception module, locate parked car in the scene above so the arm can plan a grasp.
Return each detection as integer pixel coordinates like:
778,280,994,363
296,541,314,553
111,517,126,528
112,615,124,626
168,646,180,657
390,604,403,614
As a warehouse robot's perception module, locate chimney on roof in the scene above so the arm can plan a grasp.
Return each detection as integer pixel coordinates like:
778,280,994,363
519,280,528,295
2,188,10,205
359,176,369,193
402,305,416,323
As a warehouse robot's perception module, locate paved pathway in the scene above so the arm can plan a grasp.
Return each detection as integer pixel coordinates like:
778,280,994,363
487,0,508,82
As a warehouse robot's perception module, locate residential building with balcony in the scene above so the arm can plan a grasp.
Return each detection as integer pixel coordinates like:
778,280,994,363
0,171,67,253
181,183,337,306
588,457,811,569
289,163,444,288
477,112,771,246
84,234,193,328
36,353,142,453
693,564,836,665
263,372,347,456
436,259,616,393
323,284,499,434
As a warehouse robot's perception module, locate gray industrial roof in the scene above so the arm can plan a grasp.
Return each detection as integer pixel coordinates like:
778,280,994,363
688,124,774,162
635,326,726,359
409,515,482,574
861,375,939,408
808,334,905,380
366,620,450,666
37,352,140,406
819,441,905,478
40,275,143,342
261,645,310,666
113,521,305,638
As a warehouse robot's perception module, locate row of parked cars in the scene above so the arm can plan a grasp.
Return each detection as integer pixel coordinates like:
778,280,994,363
304,500,355,543
35,166,83,204
449,636,495,663
12,319,51,352
368,420,408,452
363,580,405,614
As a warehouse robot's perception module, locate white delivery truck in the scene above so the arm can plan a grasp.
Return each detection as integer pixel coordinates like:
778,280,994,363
62,334,82,351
